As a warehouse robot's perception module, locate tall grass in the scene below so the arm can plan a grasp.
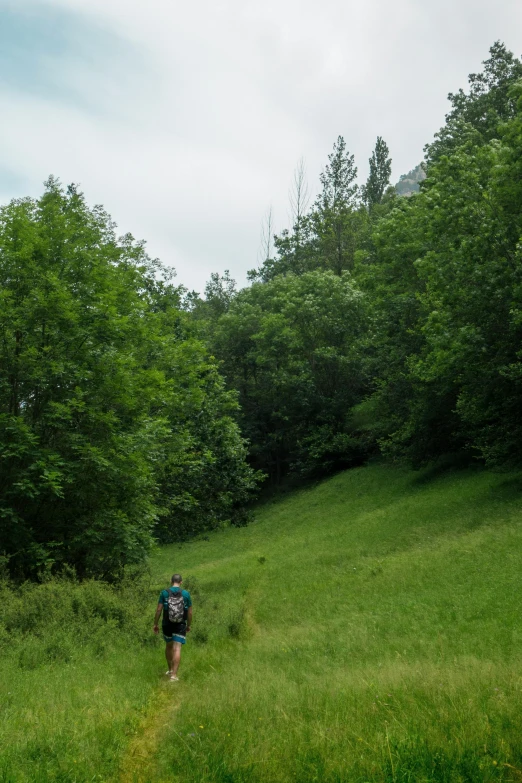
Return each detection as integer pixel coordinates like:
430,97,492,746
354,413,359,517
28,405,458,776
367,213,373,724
147,465,522,782
0,571,160,782
3,464,522,781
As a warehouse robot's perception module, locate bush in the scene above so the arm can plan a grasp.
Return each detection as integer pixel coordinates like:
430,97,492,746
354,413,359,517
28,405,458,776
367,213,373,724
0,572,153,670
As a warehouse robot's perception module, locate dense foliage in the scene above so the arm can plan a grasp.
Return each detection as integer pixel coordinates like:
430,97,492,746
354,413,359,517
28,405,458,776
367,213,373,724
2,41,522,577
211,271,367,480
0,179,258,579
196,41,522,481
359,46,522,467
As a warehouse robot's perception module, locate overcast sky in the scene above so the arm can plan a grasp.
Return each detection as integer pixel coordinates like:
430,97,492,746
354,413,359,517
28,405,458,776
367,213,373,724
1,0,521,292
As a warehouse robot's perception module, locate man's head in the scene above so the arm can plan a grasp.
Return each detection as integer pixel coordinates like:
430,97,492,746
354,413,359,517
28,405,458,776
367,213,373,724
171,573,182,585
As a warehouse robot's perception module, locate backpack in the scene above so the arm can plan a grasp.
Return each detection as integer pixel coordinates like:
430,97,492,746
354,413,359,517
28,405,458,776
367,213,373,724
167,588,185,623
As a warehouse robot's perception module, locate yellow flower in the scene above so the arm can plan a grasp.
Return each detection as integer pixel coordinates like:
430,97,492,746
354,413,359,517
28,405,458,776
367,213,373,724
199,725,204,729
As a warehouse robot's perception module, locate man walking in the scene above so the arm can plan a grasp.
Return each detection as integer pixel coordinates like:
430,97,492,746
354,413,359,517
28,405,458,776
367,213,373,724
153,573,193,681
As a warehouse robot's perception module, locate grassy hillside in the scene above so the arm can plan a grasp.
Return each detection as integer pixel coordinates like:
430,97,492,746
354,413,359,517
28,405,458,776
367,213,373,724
3,463,522,782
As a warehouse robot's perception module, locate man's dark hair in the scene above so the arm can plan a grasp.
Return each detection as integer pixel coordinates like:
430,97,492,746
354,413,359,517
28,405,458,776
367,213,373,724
171,573,182,584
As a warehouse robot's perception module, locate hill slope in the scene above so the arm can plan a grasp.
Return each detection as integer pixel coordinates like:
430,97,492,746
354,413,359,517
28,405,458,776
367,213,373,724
2,463,522,782
135,464,522,782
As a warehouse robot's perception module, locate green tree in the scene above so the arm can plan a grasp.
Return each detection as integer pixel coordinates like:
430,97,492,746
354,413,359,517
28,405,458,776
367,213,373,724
362,137,392,209
350,44,522,468
413,86,522,466
212,271,368,481
0,179,160,577
0,179,259,579
310,136,363,275
355,67,522,467
151,327,259,541
353,193,434,465
251,138,365,281
426,41,522,164
189,270,237,322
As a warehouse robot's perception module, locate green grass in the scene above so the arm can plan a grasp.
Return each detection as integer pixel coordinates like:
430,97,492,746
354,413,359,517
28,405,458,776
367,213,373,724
3,463,522,781
0,574,162,782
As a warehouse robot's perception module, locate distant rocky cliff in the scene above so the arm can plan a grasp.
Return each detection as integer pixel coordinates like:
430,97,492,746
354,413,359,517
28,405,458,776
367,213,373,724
395,163,426,196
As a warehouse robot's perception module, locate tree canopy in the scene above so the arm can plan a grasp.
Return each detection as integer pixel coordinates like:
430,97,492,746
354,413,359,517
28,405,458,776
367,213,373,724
202,41,522,481
0,179,258,579
3,41,522,578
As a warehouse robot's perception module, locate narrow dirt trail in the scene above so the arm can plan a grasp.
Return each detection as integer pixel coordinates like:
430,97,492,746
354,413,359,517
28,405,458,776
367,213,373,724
118,681,181,783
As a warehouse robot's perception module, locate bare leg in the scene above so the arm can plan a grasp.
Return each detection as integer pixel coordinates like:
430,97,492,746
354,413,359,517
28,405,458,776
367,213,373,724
165,641,175,673
170,642,182,677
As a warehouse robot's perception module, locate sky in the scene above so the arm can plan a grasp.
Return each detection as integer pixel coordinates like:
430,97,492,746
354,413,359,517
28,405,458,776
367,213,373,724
1,0,522,292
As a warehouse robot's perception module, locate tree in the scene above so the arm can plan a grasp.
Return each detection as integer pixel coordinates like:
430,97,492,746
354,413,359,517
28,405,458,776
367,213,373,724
0,179,259,579
355,62,522,468
202,270,237,318
310,136,363,274
250,141,366,281
413,84,522,466
352,193,433,465
0,179,161,578
362,137,392,209
426,41,522,164
211,271,369,481
151,327,260,541
249,162,312,282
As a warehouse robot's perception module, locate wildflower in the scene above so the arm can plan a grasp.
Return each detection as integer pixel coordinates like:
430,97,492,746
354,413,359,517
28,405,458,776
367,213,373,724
199,725,204,729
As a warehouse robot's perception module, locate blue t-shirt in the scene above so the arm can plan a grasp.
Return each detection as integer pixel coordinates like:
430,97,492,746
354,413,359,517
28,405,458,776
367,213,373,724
159,587,192,623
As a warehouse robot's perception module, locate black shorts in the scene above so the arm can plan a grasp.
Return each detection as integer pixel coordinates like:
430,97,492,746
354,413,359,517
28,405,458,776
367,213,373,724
162,620,187,643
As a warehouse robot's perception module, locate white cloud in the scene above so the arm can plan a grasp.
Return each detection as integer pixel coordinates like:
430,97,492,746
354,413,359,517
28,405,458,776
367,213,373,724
1,0,522,290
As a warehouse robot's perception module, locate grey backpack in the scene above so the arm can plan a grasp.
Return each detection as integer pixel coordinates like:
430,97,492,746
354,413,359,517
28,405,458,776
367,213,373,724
167,588,185,623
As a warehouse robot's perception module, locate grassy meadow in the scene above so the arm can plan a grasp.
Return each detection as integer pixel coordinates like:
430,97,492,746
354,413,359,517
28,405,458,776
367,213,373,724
3,463,522,781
